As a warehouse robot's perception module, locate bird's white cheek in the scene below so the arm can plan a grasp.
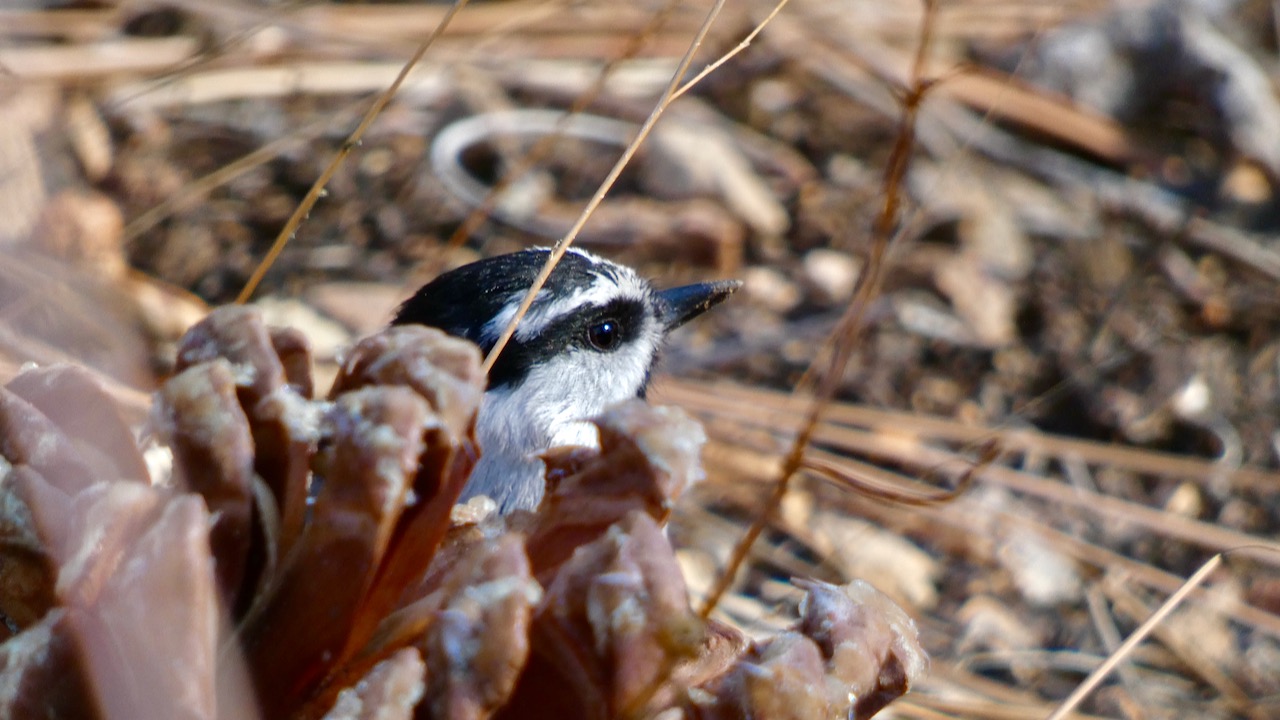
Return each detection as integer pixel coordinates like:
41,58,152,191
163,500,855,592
475,337,660,463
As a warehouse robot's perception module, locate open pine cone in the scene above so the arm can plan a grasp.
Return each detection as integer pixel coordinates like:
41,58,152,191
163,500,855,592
0,306,926,719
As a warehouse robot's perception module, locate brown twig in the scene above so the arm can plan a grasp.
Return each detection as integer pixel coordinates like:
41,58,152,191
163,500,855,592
235,0,475,305
480,0,728,375
670,0,794,101
697,0,941,621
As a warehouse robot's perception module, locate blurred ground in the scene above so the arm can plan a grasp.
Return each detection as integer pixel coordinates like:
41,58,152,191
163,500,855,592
2,0,1280,718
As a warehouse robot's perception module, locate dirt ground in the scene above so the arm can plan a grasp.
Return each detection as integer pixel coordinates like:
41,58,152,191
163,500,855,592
2,1,1280,718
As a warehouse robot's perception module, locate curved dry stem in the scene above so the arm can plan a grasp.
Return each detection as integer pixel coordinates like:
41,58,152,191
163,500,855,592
800,437,995,506
441,0,683,254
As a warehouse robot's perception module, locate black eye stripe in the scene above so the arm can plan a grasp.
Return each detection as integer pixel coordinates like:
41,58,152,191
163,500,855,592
389,249,662,391
573,300,644,348
487,297,648,389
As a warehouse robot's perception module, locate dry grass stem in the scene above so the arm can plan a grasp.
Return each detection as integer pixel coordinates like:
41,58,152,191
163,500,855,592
5,0,1278,717
440,0,685,256
480,0,728,374
697,0,941,620
1045,555,1224,720
235,0,475,304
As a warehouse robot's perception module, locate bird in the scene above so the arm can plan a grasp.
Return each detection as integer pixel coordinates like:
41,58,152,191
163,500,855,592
392,247,739,513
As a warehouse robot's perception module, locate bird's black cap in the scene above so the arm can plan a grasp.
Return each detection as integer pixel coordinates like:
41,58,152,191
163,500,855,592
393,249,602,347
392,249,738,390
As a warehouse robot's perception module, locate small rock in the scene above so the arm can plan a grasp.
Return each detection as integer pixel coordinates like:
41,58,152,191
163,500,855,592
750,78,802,117
811,512,938,611
1221,160,1271,204
1172,374,1211,420
934,254,1017,347
801,249,860,306
996,528,1081,606
743,266,801,314
892,292,975,346
1164,481,1203,519
825,154,878,190
955,595,1043,655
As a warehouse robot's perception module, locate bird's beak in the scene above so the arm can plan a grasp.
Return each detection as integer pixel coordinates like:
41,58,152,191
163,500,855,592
657,279,742,331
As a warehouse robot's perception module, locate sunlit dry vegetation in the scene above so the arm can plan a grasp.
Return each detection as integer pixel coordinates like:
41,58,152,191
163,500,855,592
1,1,1279,718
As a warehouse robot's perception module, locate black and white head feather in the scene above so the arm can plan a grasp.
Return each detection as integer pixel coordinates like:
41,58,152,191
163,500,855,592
393,247,738,513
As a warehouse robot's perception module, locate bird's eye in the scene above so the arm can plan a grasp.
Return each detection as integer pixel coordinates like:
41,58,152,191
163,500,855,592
586,319,621,351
